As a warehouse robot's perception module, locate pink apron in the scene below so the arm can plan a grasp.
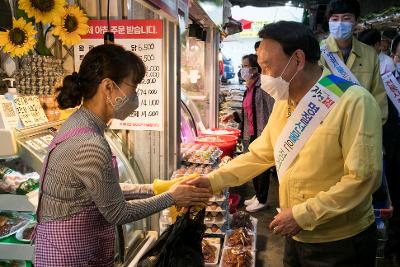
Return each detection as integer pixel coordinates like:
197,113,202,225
34,128,118,267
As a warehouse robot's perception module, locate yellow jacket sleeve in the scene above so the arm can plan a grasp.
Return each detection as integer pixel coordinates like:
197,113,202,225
153,173,199,195
208,125,275,193
292,90,382,230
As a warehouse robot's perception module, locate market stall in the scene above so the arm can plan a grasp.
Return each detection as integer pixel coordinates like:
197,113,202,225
0,0,256,266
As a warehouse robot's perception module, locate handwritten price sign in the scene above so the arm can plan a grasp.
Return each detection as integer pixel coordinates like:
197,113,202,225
74,20,164,131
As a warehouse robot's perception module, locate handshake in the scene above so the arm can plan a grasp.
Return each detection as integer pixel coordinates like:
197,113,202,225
153,174,214,207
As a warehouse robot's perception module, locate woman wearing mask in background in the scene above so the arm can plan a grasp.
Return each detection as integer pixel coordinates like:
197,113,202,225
222,54,275,212
34,44,211,266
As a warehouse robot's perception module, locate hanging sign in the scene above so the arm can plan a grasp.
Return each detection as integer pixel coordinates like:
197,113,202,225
74,19,164,131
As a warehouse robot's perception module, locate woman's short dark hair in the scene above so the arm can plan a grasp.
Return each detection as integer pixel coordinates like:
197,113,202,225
326,0,361,20
258,21,320,64
57,44,146,109
242,54,261,73
391,35,400,55
358,29,381,47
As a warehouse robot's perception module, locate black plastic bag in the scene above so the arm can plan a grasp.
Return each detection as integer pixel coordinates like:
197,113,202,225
138,208,206,267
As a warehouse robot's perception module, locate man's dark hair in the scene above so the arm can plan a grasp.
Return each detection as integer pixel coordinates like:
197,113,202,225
358,29,381,47
254,41,261,51
258,21,320,63
326,0,361,20
391,35,400,55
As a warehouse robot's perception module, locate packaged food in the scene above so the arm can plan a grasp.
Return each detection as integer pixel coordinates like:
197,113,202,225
15,220,36,242
208,194,226,206
180,143,222,164
0,212,31,240
206,205,226,217
205,213,226,227
231,211,254,231
0,166,39,195
224,228,255,249
171,164,215,178
221,247,254,267
202,238,221,265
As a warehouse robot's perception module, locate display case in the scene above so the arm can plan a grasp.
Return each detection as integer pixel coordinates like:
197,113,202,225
0,121,150,264
181,91,205,143
180,1,220,130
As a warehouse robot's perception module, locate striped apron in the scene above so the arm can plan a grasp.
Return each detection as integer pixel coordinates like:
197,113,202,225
34,128,117,267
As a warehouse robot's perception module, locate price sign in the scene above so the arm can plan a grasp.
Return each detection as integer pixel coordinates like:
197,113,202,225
74,20,163,131
13,96,48,127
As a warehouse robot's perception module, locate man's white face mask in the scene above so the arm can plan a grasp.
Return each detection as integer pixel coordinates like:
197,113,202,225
260,53,299,101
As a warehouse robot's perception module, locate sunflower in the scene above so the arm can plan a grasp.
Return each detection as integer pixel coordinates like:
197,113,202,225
52,5,89,46
0,18,37,58
19,0,66,25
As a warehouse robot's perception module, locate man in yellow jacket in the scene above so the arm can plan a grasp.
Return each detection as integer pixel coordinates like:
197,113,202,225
319,0,388,123
190,21,382,267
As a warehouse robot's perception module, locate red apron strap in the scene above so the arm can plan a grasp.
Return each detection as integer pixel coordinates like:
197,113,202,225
36,127,97,222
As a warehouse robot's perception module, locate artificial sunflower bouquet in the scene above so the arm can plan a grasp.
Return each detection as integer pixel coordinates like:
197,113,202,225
0,0,89,58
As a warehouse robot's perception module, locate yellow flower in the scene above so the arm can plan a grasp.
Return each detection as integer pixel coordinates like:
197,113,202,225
52,5,89,46
19,0,65,25
0,18,37,58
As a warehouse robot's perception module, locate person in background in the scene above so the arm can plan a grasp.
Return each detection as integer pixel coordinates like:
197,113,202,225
34,44,211,266
238,41,261,84
190,21,382,267
382,35,400,266
319,0,388,123
254,40,261,54
358,29,395,75
222,54,274,212
381,37,391,56
218,48,224,81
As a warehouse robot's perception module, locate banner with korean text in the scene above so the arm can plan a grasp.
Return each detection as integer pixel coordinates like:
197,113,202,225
274,74,353,180
74,19,163,131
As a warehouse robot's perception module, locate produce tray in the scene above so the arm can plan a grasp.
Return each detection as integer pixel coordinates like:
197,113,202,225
219,247,255,267
223,229,256,251
203,237,222,266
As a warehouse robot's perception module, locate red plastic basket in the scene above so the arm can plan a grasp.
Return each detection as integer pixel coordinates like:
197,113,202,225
199,128,241,138
195,135,238,157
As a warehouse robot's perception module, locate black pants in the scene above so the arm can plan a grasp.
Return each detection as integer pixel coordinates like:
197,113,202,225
247,135,272,204
252,170,270,204
283,223,377,267
385,148,400,257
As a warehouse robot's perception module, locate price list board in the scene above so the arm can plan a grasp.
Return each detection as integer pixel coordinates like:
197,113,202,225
74,20,164,131
13,96,48,127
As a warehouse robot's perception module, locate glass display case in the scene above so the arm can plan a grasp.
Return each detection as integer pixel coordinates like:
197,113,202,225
180,91,205,143
181,36,210,129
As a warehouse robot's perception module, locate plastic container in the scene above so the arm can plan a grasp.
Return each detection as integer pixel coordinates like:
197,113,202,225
200,128,241,138
195,135,238,157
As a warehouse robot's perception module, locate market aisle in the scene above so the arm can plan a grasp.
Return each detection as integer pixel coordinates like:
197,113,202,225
230,176,284,267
